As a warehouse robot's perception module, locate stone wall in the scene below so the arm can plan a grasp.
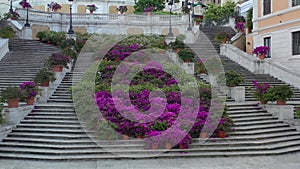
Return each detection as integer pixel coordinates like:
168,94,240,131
32,25,50,40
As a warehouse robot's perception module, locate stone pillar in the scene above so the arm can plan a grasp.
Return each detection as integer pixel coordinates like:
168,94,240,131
263,104,294,121
230,86,245,102
23,27,32,40
4,106,34,125
184,30,195,44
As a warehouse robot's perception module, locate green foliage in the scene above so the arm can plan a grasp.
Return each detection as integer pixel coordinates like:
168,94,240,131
218,70,244,87
246,8,253,29
214,32,230,43
34,68,56,83
296,109,300,119
151,121,168,131
1,86,22,100
204,1,236,23
62,47,78,60
177,48,195,62
169,38,185,50
266,85,293,102
0,26,16,39
218,106,234,132
120,34,167,49
134,0,165,13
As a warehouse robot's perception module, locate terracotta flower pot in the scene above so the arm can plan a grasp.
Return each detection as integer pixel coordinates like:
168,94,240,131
175,48,181,53
90,10,93,14
41,81,50,87
7,98,19,108
258,54,265,60
52,65,63,72
178,144,188,149
260,100,267,104
26,97,35,105
200,132,207,138
151,143,158,149
276,99,286,105
218,130,226,138
136,136,142,139
165,142,172,149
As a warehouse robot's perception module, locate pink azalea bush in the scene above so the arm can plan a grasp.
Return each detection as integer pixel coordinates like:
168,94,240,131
253,46,270,55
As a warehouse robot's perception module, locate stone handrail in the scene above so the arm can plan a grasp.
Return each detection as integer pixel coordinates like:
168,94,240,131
16,8,187,25
0,39,9,61
221,44,300,89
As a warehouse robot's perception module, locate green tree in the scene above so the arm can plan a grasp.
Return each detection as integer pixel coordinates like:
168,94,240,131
134,0,165,13
204,1,236,24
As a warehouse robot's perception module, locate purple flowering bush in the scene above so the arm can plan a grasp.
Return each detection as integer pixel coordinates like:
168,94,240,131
252,80,270,103
47,2,62,11
20,81,37,99
144,6,155,12
234,22,245,32
253,46,270,55
87,4,98,12
19,0,31,8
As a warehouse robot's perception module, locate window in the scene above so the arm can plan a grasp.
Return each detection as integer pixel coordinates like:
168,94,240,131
292,0,300,7
264,37,271,58
263,0,271,15
292,31,300,55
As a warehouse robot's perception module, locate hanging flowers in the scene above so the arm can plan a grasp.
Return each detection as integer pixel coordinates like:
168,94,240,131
19,0,32,8
47,2,62,12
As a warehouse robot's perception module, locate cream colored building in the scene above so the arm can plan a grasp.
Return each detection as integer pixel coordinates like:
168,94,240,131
247,0,300,61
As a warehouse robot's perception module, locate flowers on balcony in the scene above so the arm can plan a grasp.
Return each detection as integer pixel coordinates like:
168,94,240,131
116,6,128,14
47,2,62,12
234,22,245,33
87,4,98,13
19,0,31,8
253,46,270,60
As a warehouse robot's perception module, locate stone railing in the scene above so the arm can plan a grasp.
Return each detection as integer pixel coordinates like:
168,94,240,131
0,39,9,61
221,44,300,89
16,8,188,26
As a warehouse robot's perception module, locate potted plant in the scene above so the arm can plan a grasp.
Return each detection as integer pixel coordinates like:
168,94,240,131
214,32,230,44
194,58,206,74
217,107,233,138
19,0,31,8
144,6,155,16
169,39,185,53
34,68,56,87
3,11,20,20
218,70,244,87
266,85,293,105
62,47,78,60
1,86,22,108
0,26,16,39
177,48,195,62
48,53,70,72
193,18,202,26
117,6,128,14
47,2,62,12
252,80,270,104
253,46,269,60
234,22,245,33
20,81,38,105
87,4,98,14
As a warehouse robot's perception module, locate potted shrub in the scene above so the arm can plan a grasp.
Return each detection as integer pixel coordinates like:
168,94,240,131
193,18,202,25
169,39,185,52
234,22,245,33
48,53,70,72
252,80,270,104
117,6,128,14
87,4,98,14
217,107,233,138
266,85,293,105
19,0,31,8
194,58,206,74
218,70,244,87
47,2,62,12
253,46,269,60
214,32,230,44
62,47,78,60
1,86,22,108
34,68,56,87
3,11,20,20
0,26,16,39
177,48,195,62
20,81,38,105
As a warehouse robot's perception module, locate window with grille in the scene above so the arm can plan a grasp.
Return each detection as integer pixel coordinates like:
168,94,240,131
292,31,300,55
263,0,271,15
292,0,300,7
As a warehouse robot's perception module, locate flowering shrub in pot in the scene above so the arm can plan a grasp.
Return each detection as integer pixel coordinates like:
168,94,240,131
252,80,270,104
20,81,38,105
218,70,244,87
266,85,293,105
48,53,70,72
19,0,31,8
214,32,230,44
87,4,98,13
253,46,269,60
234,22,245,33
47,2,62,12
1,86,22,108
177,48,195,62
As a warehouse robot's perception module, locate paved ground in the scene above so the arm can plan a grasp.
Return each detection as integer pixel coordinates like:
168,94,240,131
1,152,300,169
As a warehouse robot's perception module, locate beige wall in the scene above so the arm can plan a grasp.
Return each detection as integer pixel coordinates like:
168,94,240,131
109,6,118,14
161,28,179,35
32,5,45,11
60,4,70,14
258,10,300,29
273,0,289,13
246,34,253,55
73,26,87,33
232,34,246,51
259,21,300,34
77,5,86,14
127,28,144,35
32,25,50,40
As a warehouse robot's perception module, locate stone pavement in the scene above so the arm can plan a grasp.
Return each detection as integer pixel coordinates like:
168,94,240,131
1,152,300,169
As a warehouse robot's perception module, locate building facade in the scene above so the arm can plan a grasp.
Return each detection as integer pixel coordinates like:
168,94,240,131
247,0,300,61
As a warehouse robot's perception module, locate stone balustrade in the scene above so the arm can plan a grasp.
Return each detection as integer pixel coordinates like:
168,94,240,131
0,39,9,61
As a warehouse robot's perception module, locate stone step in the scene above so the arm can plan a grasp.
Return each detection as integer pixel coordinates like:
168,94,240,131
227,109,266,114
16,124,83,129
12,128,87,134
28,112,76,116
24,116,78,120
229,112,272,118
233,123,290,131
2,137,93,145
32,109,75,113
7,132,90,139
234,119,284,126
231,127,296,136
20,119,81,125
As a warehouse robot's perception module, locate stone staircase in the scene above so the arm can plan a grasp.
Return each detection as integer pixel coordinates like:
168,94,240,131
0,38,59,91
1,28,300,160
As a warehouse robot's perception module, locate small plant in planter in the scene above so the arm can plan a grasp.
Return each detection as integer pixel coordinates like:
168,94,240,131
177,48,195,62
3,11,20,20
1,86,22,108
218,70,244,87
0,26,16,39
34,68,56,87
252,80,270,104
194,58,206,74
48,53,70,72
234,22,245,33
117,6,128,14
266,85,293,105
217,106,234,138
193,18,202,25
253,46,269,60
47,2,62,12
20,81,38,105
62,47,78,60
214,32,230,44
169,39,185,52
87,4,98,13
